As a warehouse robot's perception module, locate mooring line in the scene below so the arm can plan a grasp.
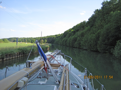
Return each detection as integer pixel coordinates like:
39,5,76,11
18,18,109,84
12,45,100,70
26,44,34,61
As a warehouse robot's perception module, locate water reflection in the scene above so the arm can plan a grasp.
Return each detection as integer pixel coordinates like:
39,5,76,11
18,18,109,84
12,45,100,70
0,54,38,80
50,45,121,90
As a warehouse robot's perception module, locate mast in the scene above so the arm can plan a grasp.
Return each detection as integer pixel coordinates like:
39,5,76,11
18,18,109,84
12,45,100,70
41,31,42,37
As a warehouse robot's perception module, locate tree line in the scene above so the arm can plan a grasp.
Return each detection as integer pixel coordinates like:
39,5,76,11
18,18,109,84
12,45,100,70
54,0,121,59
0,34,60,44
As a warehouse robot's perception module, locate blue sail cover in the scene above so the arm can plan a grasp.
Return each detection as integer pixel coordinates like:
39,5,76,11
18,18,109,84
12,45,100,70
35,40,47,61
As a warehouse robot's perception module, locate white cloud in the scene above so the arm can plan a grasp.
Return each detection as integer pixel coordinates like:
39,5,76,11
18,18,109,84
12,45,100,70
80,11,86,15
10,29,15,32
25,7,45,13
6,8,28,14
29,22,40,27
8,7,45,14
1,6,46,14
27,21,77,37
18,30,25,33
0,5,6,9
19,25,26,27
0,6,28,14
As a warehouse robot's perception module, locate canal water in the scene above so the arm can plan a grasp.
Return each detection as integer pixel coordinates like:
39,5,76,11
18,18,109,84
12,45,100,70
49,45,121,90
0,45,121,90
0,54,39,80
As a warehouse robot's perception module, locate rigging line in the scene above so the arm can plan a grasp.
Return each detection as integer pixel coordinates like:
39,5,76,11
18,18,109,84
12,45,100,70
47,54,69,71
26,44,34,61
23,44,34,68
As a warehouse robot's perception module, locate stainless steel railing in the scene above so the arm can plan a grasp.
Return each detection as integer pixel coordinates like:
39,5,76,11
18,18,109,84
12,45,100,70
62,53,106,90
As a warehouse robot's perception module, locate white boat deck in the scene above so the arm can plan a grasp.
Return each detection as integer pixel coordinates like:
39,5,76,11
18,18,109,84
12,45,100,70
22,67,86,90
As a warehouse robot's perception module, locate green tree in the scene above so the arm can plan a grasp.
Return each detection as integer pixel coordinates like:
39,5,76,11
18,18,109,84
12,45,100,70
3,39,9,43
31,39,35,43
44,39,47,43
41,39,44,44
113,40,121,59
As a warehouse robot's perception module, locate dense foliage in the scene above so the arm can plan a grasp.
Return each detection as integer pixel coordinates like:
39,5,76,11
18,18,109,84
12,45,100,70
0,39,9,43
54,0,121,59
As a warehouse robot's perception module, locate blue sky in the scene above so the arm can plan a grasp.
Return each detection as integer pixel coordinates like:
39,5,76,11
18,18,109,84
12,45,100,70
0,0,104,39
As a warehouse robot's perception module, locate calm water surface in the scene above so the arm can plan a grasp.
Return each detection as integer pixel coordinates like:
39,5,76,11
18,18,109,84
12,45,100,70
0,45,121,90
50,45,121,90
0,54,39,80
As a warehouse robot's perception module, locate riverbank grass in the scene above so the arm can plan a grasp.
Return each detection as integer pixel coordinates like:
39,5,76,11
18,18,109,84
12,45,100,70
0,42,34,48
0,42,51,60
0,42,51,48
